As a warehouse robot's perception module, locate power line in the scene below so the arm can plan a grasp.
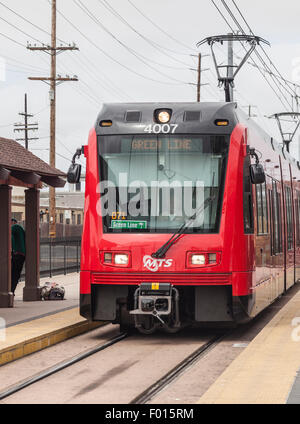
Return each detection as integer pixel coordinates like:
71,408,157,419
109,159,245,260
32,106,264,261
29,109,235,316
0,0,67,44
0,15,45,44
66,51,132,101
98,0,194,68
0,31,24,47
54,1,189,86
127,0,197,54
74,0,193,85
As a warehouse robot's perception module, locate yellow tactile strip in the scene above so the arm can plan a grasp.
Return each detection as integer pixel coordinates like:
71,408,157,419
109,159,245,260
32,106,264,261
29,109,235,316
199,291,300,404
0,308,102,366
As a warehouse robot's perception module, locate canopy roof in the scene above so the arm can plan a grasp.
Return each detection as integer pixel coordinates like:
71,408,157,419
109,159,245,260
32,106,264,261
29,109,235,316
0,137,66,188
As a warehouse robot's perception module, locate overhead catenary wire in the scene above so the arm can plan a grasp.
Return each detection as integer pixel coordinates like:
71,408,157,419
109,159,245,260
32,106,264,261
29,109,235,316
209,0,294,112
231,0,299,97
97,0,194,68
221,0,295,107
66,50,132,101
73,0,193,86
126,0,198,54
210,0,290,109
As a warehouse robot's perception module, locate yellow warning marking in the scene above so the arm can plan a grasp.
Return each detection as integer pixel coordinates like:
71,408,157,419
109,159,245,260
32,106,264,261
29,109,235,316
0,308,102,366
152,283,160,290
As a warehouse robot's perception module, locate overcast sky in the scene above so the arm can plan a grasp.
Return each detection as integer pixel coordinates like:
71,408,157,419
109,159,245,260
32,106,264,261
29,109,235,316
0,0,300,172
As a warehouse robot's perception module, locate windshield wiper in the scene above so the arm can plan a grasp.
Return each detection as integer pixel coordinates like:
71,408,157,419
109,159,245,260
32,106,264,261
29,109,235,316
151,196,216,259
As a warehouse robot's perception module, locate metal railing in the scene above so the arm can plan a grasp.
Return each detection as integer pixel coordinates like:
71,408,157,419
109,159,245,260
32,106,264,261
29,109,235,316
21,237,81,280
40,237,81,278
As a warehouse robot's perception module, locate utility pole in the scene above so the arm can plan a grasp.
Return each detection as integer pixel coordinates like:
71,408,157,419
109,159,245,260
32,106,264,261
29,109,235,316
191,54,209,102
27,0,78,238
242,105,258,118
14,94,39,150
228,34,234,102
197,53,202,102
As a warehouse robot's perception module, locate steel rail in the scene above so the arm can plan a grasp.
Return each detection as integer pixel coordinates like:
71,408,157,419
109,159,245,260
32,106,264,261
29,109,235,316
130,333,226,404
0,332,127,401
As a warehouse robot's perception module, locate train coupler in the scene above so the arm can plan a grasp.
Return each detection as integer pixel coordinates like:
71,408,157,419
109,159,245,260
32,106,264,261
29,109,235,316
130,283,181,334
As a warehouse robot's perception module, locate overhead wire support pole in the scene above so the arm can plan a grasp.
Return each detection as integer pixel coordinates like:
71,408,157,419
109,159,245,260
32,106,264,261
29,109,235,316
27,0,79,238
228,33,234,102
197,34,270,103
14,93,38,150
269,112,300,153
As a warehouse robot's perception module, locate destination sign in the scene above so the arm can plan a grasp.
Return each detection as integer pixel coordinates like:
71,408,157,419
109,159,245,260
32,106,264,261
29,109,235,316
111,220,148,230
131,138,193,152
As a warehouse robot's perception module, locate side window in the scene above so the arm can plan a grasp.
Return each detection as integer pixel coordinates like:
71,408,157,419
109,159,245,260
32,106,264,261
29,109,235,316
297,194,300,247
272,181,283,255
243,158,254,234
256,182,269,235
285,187,293,251
269,189,274,256
278,191,283,253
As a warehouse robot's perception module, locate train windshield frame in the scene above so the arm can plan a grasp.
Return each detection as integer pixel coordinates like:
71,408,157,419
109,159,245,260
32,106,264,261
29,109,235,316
98,134,230,234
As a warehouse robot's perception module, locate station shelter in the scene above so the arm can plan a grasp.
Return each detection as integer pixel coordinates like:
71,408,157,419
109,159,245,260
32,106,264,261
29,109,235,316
0,137,66,307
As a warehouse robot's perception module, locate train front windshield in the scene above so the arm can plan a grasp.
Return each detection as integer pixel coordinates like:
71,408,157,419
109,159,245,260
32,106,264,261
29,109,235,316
98,135,229,234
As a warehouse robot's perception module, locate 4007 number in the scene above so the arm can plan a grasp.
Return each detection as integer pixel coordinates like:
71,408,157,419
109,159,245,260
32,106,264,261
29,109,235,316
144,124,178,134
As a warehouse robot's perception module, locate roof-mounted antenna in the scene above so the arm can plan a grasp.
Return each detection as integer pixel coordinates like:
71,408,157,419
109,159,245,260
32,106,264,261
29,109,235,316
197,34,270,103
269,112,300,153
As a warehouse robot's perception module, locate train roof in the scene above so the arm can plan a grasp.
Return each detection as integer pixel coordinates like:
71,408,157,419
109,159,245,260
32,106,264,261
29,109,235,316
95,102,238,136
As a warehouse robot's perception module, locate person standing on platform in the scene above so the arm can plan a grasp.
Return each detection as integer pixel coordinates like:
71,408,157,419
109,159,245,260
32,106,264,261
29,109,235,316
11,218,26,295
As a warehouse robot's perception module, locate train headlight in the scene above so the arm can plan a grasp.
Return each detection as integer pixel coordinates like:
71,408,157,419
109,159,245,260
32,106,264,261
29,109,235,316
191,255,206,265
155,109,172,124
158,111,171,123
114,254,129,265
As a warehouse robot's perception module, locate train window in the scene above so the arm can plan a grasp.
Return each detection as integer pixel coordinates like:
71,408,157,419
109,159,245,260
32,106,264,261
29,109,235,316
278,192,283,253
272,181,283,255
98,134,230,234
295,196,300,247
256,183,269,235
243,158,254,234
296,194,300,247
256,185,263,234
269,190,274,255
285,187,293,251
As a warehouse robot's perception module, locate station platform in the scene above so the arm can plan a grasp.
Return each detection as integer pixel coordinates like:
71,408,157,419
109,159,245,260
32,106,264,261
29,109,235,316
198,288,300,404
0,273,100,366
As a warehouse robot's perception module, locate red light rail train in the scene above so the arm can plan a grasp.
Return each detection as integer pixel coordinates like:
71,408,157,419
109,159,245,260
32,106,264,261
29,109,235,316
69,102,300,334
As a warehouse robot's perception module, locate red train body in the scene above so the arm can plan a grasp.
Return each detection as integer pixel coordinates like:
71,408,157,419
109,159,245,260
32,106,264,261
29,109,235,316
79,102,300,333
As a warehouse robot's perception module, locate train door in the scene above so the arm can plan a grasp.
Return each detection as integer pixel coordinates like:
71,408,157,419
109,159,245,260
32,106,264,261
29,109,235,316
255,179,272,309
284,183,295,290
270,180,285,296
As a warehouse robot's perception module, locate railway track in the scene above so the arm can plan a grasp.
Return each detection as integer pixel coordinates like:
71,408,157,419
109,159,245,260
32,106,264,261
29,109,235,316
0,329,227,403
130,333,226,404
0,332,127,401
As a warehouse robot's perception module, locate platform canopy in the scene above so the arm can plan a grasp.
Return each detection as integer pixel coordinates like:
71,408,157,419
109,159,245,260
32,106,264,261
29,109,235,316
0,137,66,308
0,137,66,188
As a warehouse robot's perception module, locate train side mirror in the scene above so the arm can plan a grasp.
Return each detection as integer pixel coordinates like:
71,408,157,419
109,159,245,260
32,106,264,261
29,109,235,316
67,163,82,184
250,164,265,185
